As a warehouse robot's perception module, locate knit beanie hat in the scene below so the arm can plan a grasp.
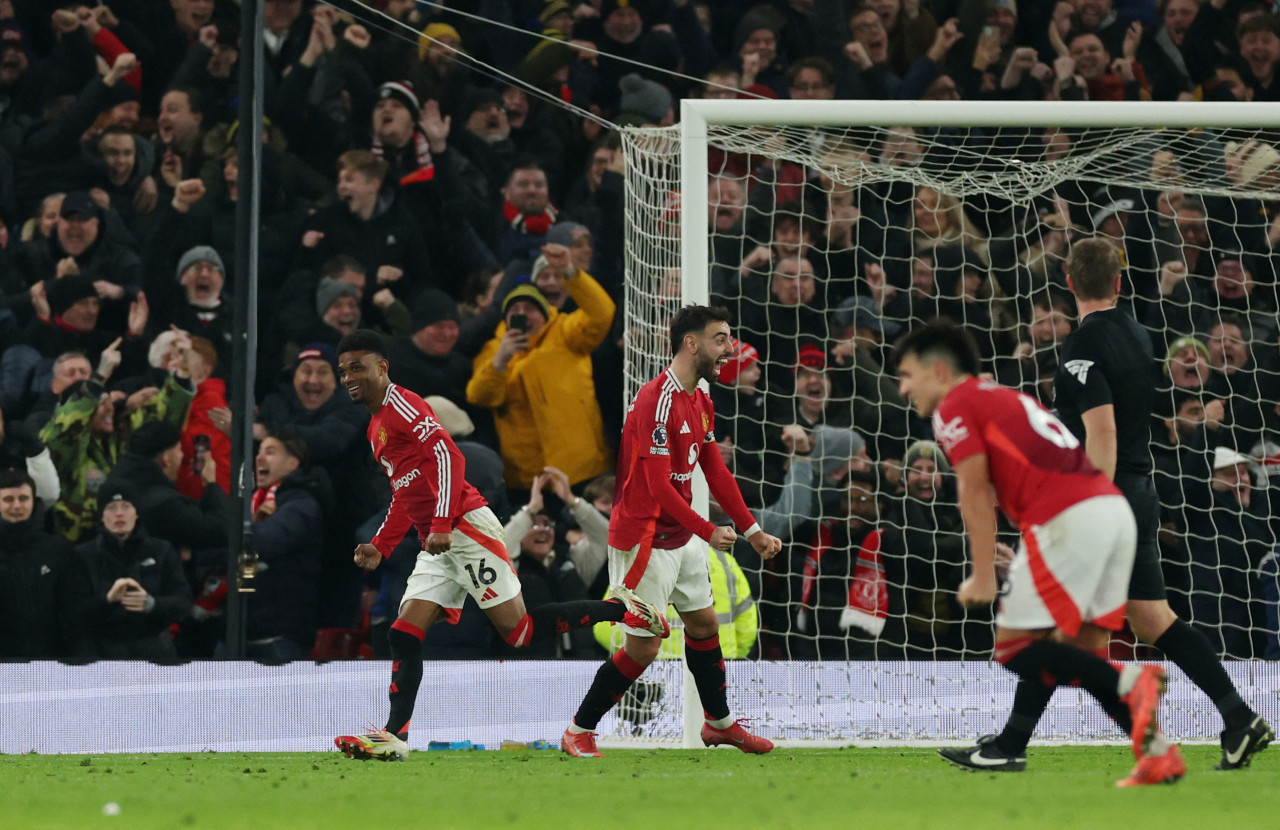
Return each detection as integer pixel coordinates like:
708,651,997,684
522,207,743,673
904,439,952,476
98,479,139,515
315,277,360,317
718,338,760,385
46,274,98,316
546,222,589,247
418,22,462,60
176,245,225,281
129,421,183,457
293,342,339,375
502,284,552,318
378,80,421,113
619,73,672,123
411,289,459,330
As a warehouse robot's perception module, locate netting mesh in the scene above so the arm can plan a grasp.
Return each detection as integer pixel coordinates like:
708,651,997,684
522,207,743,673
620,117,1280,735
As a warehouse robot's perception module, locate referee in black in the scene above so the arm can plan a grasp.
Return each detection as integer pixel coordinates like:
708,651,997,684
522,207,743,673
940,238,1271,773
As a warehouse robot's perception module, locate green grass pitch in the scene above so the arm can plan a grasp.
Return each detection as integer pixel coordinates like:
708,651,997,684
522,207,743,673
2,746,1275,829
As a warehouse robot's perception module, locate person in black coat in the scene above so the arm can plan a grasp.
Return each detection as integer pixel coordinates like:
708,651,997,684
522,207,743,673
299,150,436,301
77,479,191,661
0,468,92,659
101,419,227,564
244,429,331,661
256,343,383,627
387,289,495,448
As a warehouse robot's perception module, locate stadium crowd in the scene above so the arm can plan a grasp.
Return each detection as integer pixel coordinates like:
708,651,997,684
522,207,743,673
1,0,1279,666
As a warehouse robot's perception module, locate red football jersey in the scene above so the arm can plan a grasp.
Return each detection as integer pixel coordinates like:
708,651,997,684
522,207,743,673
932,377,1119,529
609,368,721,550
367,384,488,556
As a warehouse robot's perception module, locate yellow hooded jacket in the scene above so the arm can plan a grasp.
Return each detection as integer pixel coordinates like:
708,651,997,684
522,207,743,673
467,270,615,488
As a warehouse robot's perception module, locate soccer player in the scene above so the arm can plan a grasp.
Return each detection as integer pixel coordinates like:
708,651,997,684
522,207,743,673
331,330,667,761
560,306,784,757
940,239,1272,772
894,321,1184,787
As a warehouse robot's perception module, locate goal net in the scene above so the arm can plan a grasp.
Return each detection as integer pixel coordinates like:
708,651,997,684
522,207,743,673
614,101,1280,747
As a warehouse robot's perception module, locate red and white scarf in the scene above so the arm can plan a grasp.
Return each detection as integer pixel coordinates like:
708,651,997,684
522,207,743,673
250,483,279,519
372,130,434,183
800,523,887,637
503,199,557,235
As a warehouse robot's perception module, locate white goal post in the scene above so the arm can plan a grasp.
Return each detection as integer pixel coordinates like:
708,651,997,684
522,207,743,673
612,100,1280,749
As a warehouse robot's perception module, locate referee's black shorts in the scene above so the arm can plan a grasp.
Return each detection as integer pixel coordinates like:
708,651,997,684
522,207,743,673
1115,472,1167,601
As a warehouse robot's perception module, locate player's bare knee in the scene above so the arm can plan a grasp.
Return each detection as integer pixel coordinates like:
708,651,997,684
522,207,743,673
1126,599,1177,643
624,635,662,666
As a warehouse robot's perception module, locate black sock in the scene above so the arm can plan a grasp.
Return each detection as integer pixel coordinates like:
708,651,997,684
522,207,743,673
573,650,644,730
995,679,1054,756
1153,619,1251,728
384,623,425,737
530,599,624,639
1003,640,1131,734
685,633,730,721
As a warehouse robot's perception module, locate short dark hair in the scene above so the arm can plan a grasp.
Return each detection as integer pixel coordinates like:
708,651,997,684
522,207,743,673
1237,13,1280,40
891,319,981,377
669,305,732,356
322,255,366,281
268,428,308,465
1209,310,1251,341
163,85,206,116
0,468,35,493
583,473,616,504
337,329,388,359
1065,237,1122,301
97,125,134,145
504,158,546,187
786,56,835,86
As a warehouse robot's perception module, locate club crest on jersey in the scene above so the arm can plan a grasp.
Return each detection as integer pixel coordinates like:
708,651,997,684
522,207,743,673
702,412,709,432
1064,359,1094,384
378,426,388,446
932,413,969,452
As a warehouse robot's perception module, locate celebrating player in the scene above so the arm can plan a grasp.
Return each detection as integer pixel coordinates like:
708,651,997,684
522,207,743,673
561,306,784,757
331,330,667,761
894,321,1184,787
940,239,1272,772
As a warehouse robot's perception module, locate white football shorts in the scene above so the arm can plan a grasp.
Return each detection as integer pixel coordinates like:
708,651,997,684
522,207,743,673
400,506,521,614
997,495,1136,636
608,535,714,638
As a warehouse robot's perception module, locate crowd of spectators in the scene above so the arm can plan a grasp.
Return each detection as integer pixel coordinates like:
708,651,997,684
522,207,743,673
1,0,1279,664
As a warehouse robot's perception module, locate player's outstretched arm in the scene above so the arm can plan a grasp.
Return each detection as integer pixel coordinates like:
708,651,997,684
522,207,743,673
953,453,1000,608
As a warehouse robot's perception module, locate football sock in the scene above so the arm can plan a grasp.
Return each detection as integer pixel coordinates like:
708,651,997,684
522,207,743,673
994,678,1054,756
1153,619,1251,728
1002,640,1132,733
384,619,426,738
535,600,625,637
573,650,645,731
685,633,731,722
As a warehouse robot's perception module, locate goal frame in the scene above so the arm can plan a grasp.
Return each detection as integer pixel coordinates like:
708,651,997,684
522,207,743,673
625,100,1280,750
